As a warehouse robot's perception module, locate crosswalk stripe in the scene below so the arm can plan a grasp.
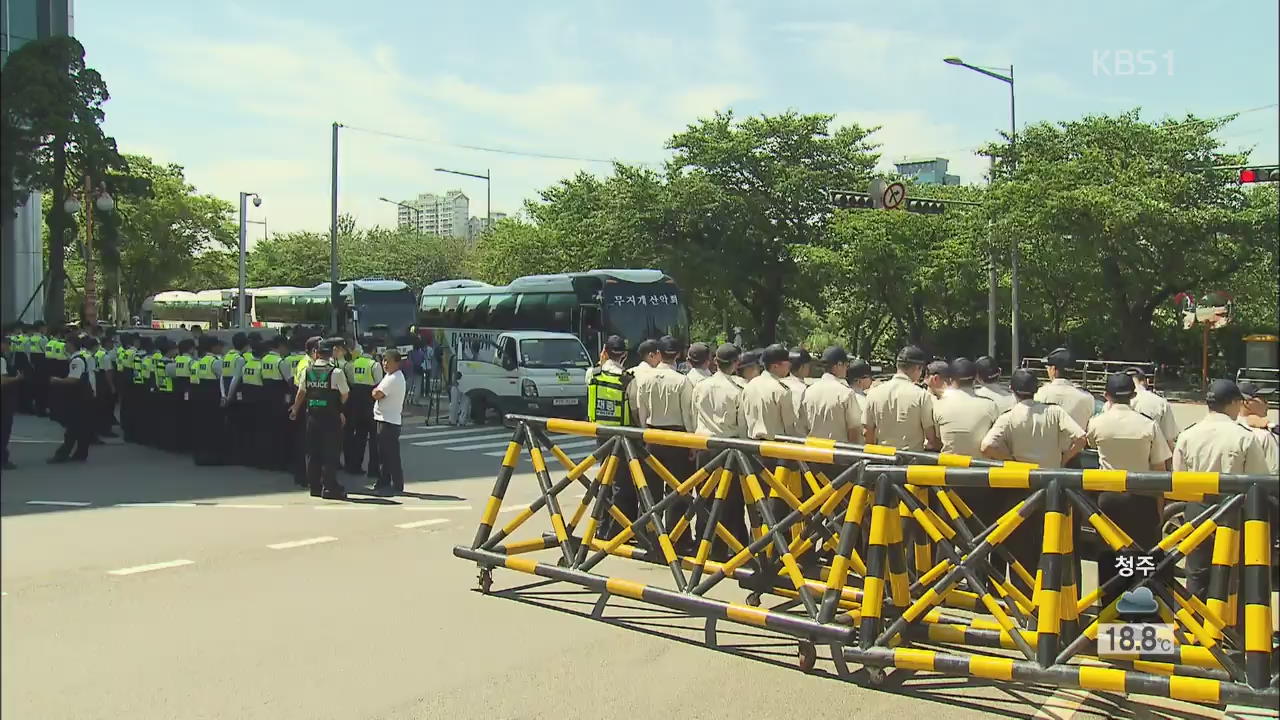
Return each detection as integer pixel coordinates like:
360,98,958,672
481,438,598,458
411,431,511,448
447,437,534,451
399,426,511,442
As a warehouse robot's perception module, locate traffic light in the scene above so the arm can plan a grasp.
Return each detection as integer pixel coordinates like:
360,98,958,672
903,198,946,215
1238,166,1279,183
828,190,875,210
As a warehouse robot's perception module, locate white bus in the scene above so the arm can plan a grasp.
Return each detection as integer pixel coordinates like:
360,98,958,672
141,290,231,329
416,269,690,367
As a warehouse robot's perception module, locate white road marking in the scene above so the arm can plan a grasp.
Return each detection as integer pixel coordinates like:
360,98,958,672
26,500,92,507
267,536,338,550
411,431,511,448
107,559,195,576
498,506,530,514
217,503,284,509
395,518,449,529
402,505,473,511
114,502,198,508
313,505,376,510
1033,688,1091,719
400,426,510,441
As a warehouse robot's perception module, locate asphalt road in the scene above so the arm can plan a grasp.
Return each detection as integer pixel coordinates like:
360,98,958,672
0,403,1273,720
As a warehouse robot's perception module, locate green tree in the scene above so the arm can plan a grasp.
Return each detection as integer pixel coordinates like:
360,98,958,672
986,110,1270,358
1,36,120,326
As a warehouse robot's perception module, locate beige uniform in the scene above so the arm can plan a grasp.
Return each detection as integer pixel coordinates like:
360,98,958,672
686,366,714,386
1086,403,1172,471
1172,412,1268,474
1131,384,1178,450
626,362,657,427
692,371,743,438
981,400,1086,469
1035,378,1095,432
740,372,798,440
974,382,1017,413
1238,417,1280,475
862,372,937,451
800,373,862,442
638,362,695,430
932,387,999,458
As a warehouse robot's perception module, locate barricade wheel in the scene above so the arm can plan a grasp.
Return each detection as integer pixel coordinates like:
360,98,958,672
478,568,493,594
745,592,762,607
866,666,887,686
796,641,816,672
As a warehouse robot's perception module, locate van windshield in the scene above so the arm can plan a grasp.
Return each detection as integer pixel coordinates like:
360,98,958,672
520,338,591,369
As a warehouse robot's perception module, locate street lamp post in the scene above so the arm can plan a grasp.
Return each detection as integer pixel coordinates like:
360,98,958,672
237,192,262,330
944,56,1018,370
435,167,492,236
63,178,114,326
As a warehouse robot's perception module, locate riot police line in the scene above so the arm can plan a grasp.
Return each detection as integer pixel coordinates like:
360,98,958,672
2,321,404,499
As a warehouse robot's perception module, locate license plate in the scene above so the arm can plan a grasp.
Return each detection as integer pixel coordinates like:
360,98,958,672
556,371,571,383
553,397,578,406
1097,623,1176,658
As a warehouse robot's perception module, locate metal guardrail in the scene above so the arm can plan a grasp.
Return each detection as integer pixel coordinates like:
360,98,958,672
1021,358,1158,396
454,416,1278,709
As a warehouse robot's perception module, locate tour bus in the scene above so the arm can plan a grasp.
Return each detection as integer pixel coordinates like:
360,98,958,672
416,269,690,366
141,290,231,329
253,280,417,351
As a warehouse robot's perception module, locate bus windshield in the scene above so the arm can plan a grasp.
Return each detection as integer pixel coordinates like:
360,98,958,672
519,338,592,369
601,283,688,345
353,288,416,345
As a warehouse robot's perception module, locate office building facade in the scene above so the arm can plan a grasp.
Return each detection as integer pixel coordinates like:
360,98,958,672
894,157,960,185
397,190,469,240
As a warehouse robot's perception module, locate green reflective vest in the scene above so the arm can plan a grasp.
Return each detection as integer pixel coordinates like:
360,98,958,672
194,355,218,382
29,333,46,355
260,352,283,381
154,354,174,393
12,334,27,353
241,352,263,386
587,369,629,426
174,354,192,378
134,351,152,383
351,356,377,386
222,350,242,378
94,349,107,370
46,339,64,360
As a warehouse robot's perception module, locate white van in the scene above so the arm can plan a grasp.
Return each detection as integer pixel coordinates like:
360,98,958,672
456,331,591,423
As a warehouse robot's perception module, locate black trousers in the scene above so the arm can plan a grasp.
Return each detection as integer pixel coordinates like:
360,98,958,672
153,391,178,451
306,414,344,494
1,394,14,463
291,412,307,486
375,421,403,490
14,355,33,413
646,426,694,548
259,381,288,470
192,386,222,465
226,390,256,466
54,391,93,460
32,354,48,415
173,381,192,453
95,376,116,435
343,393,379,475
695,449,748,557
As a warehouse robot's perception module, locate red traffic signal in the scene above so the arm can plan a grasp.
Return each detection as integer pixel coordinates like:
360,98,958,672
1238,167,1279,183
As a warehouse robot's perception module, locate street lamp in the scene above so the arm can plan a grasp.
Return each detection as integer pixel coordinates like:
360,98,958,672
238,192,262,329
378,196,424,230
64,181,114,326
435,167,491,237
944,55,1020,371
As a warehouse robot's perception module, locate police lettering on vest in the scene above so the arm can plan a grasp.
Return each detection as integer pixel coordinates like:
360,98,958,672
305,363,341,416
587,369,630,426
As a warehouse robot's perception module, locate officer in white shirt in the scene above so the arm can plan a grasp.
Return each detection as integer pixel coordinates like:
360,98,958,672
1125,367,1179,451
49,335,97,463
684,342,714,386
1237,381,1279,475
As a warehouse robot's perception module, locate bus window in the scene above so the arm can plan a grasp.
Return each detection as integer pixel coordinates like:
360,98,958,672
419,295,444,326
514,293,549,329
441,295,461,327
458,294,490,329
488,293,516,330
547,292,575,333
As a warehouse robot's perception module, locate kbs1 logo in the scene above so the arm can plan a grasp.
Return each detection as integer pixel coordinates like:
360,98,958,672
1093,50,1174,76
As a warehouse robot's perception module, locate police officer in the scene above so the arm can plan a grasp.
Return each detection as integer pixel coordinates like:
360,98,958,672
259,335,290,471
637,335,696,532
290,338,350,499
172,339,196,453
343,336,383,478
1238,381,1279,475
1035,347,1095,433
8,323,34,415
94,334,119,439
924,359,952,399
799,346,863,444
1125,367,1178,452
152,339,180,451
980,369,1087,593
741,344,801,524
692,343,748,553
28,320,49,416
1086,372,1172,549
221,332,250,464
48,335,96,463
1173,379,1269,598
863,345,939,451
1,334,22,469
117,334,137,442
290,336,321,486
932,358,999,458
734,349,763,389
132,336,156,445
848,357,873,400
782,348,812,426
685,342,714,386
974,356,1016,413
189,336,222,465
44,328,68,423
586,335,632,438
625,338,661,427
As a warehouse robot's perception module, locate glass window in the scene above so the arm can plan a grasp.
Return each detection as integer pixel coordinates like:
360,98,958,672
419,295,444,326
487,293,516,330
514,293,549,329
440,294,461,327
457,294,490,329
519,338,591,369
547,293,575,332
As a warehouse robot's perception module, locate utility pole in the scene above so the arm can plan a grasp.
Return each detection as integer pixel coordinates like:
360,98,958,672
330,122,341,334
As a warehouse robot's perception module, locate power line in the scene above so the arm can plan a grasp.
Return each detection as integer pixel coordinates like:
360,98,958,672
341,124,657,166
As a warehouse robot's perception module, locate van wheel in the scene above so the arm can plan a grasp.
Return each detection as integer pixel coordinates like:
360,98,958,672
469,394,488,425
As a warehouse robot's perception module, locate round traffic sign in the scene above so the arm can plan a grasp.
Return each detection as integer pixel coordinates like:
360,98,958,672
882,182,907,210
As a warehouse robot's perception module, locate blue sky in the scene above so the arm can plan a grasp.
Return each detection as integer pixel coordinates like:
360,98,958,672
76,1,1279,239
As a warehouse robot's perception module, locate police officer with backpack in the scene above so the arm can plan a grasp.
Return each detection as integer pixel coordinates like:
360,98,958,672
290,338,350,499
343,335,383,478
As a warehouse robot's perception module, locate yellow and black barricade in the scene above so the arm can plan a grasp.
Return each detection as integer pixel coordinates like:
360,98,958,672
454,414,1278,709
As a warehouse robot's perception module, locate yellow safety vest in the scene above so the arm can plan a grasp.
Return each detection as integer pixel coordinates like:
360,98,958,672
260,352,283,381
351,356,377,386
241,352,263,386
222,350,242,378
154,354,174,393
175,354,192,378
